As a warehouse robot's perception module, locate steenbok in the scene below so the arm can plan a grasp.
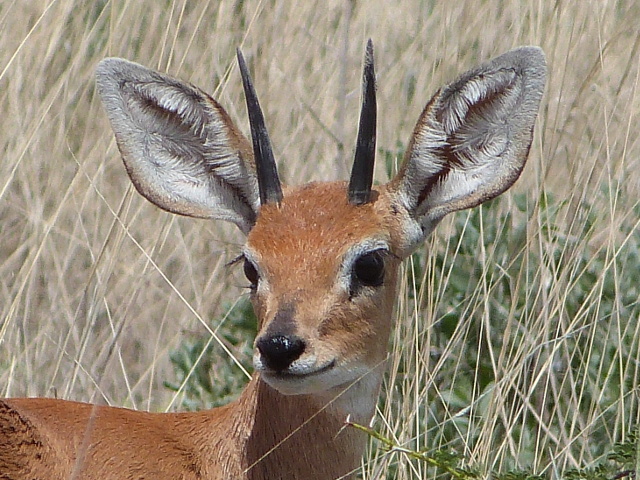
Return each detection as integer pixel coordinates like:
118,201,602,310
0,41,545,479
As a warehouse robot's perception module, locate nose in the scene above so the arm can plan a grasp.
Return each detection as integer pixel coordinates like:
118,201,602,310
256,334,306,371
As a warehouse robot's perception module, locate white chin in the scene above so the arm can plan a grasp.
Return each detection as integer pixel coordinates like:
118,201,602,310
259,363,372,397
259,371,335,395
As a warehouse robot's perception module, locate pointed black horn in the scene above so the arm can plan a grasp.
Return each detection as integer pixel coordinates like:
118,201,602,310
348,39,377,205
237,49,283,205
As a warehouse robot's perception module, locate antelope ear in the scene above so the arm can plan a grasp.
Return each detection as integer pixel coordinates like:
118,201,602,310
96,58,259,234
388,47,546,249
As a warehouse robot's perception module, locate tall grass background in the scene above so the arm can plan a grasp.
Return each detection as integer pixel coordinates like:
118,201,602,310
1,1,639,478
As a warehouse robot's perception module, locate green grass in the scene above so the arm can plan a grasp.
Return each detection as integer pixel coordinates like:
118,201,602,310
1,1,639,478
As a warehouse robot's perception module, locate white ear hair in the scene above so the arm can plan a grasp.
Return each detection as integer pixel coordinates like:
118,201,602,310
389,47,546,249
96,58,260,234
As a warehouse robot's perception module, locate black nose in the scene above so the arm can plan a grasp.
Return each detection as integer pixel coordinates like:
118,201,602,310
256,334,306,371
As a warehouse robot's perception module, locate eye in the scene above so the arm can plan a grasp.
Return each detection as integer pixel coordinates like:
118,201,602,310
352,250,386,288
243,258,260,288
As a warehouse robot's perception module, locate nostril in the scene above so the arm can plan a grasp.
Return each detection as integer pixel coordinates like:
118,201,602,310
256,334,306,372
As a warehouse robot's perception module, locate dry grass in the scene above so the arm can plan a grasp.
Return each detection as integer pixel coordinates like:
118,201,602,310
1,0,639,478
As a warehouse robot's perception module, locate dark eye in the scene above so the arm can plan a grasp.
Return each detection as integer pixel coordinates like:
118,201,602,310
243,258,259,288
352,250,385,288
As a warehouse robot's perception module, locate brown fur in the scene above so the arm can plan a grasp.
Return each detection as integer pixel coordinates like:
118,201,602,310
249,182,405,365
1,371,370,480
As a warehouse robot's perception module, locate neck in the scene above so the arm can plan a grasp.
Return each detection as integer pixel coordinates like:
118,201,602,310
221,370,383,480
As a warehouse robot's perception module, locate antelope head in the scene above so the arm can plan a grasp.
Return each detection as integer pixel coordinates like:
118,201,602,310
95,41,546,406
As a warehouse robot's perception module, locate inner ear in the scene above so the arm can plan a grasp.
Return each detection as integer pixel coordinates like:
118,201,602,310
388,47,546,242
96,57,260,234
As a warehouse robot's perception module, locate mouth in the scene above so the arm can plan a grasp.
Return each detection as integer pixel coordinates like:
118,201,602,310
262,359,337,380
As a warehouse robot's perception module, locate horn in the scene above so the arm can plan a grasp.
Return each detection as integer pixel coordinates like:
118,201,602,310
348,39,377,205
237,49,283,205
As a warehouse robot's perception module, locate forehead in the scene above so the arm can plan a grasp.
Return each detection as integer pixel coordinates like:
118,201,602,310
246,182,391,264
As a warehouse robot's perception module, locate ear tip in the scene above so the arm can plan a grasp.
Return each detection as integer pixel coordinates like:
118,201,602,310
483,46,546,100
96,57,120,80
96,57,133,74
504,46,548,77
95,59,124,99
96,57,149,89
512,45,545,58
